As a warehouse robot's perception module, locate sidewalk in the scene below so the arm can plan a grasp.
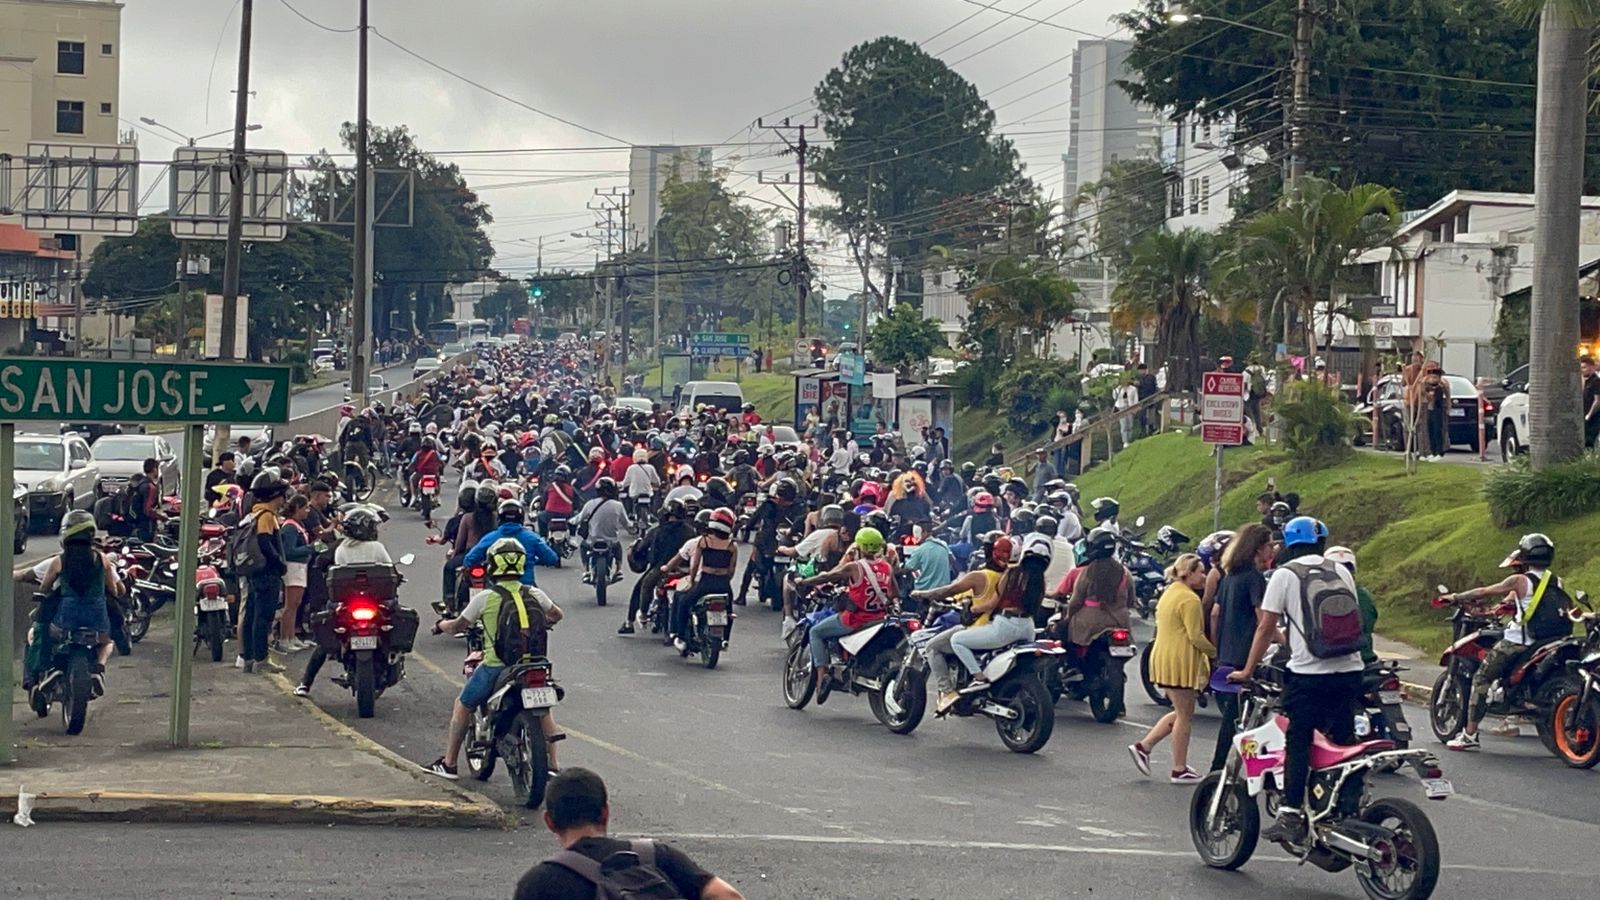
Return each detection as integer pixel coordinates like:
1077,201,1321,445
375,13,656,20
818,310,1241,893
3,619,504,828
1372,633,1445,703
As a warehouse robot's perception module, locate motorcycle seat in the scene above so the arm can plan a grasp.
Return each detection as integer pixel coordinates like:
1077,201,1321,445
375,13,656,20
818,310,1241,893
1310,730,1394,769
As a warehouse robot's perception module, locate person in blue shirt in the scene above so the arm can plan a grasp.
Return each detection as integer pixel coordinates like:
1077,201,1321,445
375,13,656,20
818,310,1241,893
464,498,559,585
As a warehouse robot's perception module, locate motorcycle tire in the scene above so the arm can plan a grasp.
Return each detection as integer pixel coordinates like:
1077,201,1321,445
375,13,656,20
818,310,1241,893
420,495,433,522
354,651,377,719
701,634,721,670
1428,671,1466,743
1549,684,1600,769
870,654,927,735
466,732,497,782
1088,670,1124,724
1534,676,1578,757
1356,798,1441,900
1140,642,1171,707
994,676,1055,754
782,641,815,710
594,557,608,607
63,653,91,735
205,612,226,663
508,711,551,809
1188,770,1259,871
126,598,150,644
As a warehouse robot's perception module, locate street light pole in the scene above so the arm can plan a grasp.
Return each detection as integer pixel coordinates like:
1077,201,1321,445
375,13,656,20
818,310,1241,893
1288,0,1312,183
350,0,373,406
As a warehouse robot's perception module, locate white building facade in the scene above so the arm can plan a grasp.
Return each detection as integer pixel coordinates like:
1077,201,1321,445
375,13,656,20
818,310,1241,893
1162,112,1246,233
1061,40,1161,203
627,145,714,251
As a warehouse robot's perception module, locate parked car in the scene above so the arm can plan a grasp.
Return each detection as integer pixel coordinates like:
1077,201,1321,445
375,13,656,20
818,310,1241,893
613,396,654,414
1497,391,1529,458
767,425,804,455
1355,374,1490,452
91,434,180,498
59,421,142,444
201,425,275,466
1480,363,1529,423
15,434,99,531
344,374,389,402
12,482,30,554
411,356,443,379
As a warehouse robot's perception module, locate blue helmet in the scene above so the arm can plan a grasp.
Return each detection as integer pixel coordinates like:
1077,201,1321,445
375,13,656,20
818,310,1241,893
1281,516,1327,548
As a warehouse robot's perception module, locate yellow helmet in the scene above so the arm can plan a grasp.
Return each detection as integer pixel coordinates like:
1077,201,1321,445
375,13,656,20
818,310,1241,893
486,537,527,579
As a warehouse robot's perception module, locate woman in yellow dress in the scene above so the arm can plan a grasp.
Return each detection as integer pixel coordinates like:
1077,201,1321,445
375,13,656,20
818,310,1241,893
1128,553,1216,783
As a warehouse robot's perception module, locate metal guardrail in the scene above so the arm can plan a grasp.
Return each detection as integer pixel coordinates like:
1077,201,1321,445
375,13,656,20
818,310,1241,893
1005,392,1178,474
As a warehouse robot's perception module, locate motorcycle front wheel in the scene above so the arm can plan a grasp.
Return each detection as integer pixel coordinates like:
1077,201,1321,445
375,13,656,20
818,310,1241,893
1428,671,1465,743
1356,798,1441,900
1188,770,1258,870
126,597,150,644
1140,641,1171,707
869,653,927,735
782,641,814,710
1549,684,1600,769
994,675,1055,754
507,711,551,809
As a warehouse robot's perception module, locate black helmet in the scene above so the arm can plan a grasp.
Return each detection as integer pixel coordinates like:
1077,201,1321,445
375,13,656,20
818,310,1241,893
733,449,751,466
1009,508,1037,535
1504,533,1555,569
693,508,714,531
458,480,479,512
818,503,845,529
250,470,287,500
982,473,1003,494
1091,496,1120,522
342,507,380,541
959,461,977,479
1084,527,1117,561
774,478,798,502
497,497,525,524
475,484,498,512
862,508,891,535
596,476,618,499
741,402,756,412
662,496,688,521
1035,513,1059,536
911,459,928,476
553,465,572,483
1003,477,1029,499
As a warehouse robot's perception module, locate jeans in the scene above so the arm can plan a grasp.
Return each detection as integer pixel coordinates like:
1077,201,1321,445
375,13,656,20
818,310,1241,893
134,518,155,543
672,576,732,641
442,555,462,609
949,614,1035,675
923,625,965,693
244,574,283,662
301,646,329,687
1210,690,1241,772
808,613,855,668
1426,404,1447,455
1281,670,1361,809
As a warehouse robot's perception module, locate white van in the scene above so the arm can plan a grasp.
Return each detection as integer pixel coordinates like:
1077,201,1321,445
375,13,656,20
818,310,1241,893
677,381,745,415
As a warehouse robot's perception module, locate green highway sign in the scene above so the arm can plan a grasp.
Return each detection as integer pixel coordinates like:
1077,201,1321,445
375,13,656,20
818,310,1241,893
0,357,291,424
690,332,751,357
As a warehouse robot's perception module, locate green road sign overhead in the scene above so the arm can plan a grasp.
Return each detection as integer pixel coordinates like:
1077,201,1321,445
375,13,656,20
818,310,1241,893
0,357,291,424
690,332,750,347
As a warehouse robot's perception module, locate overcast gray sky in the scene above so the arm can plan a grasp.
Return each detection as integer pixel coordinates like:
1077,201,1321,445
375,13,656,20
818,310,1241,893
122,0,1134,278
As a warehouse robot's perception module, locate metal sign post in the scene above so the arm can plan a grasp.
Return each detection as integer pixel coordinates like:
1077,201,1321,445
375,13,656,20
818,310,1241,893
0,358,288,756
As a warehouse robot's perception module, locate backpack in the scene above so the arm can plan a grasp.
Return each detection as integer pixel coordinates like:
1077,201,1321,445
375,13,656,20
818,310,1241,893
547,840,685,900
1525,571,1577,643
117,474,150,523
1284,560,1364,659
491,583,547,663
227,513,268,577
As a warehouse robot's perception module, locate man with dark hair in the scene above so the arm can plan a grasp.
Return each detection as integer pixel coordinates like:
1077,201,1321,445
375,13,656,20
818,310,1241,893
130,457,165,542
514,768,743,900
205,451,236,498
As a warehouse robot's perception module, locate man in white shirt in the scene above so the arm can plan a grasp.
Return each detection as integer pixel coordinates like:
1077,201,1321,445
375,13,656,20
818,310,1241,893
1113,380,1139,447
1231,516,1363,846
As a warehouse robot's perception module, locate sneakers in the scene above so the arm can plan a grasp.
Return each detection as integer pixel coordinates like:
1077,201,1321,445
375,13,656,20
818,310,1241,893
90,672,106,697
581,571,594,585
1446,731,1481,751
780,616,796,641
256,659,286,675
936,691,960,716
1489,720,1522,738
293,684,311,697
422,757,459,780
1170,767,1202,784
1128,742,1152,777
617,622,636,636
958,676,991,695
733,595,747,606
234,654,245,670
1262,810,1307,845
673,637,688,653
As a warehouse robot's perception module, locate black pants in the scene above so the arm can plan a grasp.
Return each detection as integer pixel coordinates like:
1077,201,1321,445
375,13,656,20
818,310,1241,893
1426,404,1447,455
738,551,770,602
1282,670,1362,809
672,576,733,642
1210,690,1241,772
629,566,665,621
301,646,330,687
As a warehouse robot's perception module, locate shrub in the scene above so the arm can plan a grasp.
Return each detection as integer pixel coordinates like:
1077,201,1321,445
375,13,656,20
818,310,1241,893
995,357,1079,435
1275,379,1356,471
948,356,998,408
1483,454,1600,528
282,348,310,384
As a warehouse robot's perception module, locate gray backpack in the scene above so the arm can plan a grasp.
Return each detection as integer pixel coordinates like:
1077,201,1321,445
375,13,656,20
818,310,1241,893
1284,560,1364,659
547,840,684,899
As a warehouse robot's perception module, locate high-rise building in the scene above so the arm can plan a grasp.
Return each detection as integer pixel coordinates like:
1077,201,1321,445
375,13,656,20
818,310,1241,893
627,145,714,250
1061,39,1160,204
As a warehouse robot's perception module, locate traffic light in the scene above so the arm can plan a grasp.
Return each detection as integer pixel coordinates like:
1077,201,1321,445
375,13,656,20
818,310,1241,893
527,281,544,299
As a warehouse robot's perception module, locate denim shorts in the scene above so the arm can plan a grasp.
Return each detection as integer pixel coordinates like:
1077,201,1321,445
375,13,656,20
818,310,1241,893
52,595,112,638
459,662,505,708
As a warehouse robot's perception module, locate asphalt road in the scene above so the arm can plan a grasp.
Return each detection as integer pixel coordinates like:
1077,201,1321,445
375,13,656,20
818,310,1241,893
9,477,1598,898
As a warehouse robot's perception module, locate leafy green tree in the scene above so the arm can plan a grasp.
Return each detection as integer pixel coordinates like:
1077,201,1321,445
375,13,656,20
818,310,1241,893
868,302,942,376
969,257,1085,357
812,36,1033,307
477,281,530,330
1073,158,1169,265
527,271,592,329
1112,229,1224,392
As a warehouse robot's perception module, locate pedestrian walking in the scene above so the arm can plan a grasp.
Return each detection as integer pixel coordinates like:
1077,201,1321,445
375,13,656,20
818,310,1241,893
1207,524,1274,771
1129,553,1216,783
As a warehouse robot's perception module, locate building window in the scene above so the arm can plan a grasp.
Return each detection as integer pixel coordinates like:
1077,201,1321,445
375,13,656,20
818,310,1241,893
1189,120,1198,144
1200,176,1211,213
99,101,112,115
101,43,114,56
1228,184,1244,207
1170,181,1185,219
58,41,85,75
1202,122,1212,142
54,234,79,252
56,101,85,135
1188,177,1201,215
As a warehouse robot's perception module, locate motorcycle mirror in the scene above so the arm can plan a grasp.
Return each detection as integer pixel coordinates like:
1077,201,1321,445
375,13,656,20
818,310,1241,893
1135,515,1147,528
398,552,416,566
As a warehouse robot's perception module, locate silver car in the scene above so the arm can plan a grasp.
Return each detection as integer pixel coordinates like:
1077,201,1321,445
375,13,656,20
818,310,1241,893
91,434,180,498
15,434,99,531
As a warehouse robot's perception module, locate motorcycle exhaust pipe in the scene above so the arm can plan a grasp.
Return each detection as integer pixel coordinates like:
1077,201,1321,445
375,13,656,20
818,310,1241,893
1320,826,1379,861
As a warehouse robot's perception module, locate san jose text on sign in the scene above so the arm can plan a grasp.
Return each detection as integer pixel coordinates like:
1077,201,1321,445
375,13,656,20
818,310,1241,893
0,357,291,424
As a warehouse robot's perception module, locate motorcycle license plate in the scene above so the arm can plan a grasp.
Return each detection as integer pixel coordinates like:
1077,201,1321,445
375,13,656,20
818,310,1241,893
1379,690,1404,705
551,529,568,541
1110,645,1136,657
198,596,228,613
1422,778,1454,799
705,610,729,626
422,484,439,495
521,687,558,708
348,635,378,650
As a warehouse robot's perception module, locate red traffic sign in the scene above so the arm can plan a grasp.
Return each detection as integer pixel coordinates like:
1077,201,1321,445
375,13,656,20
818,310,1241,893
1202,422,1245,445
1202,371,1244,397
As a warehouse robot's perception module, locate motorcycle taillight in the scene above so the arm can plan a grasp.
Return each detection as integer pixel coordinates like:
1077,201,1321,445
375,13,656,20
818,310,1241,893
523,667,549,687
1111,628,1131,644
469,566,486,581
1382,677,1401,692
420,475,438,489
343,597,380,625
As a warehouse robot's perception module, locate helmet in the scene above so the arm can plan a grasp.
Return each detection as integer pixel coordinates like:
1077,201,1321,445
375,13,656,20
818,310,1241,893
475,484,498,511
693,508,714,531
544,413,560,426
1196,531,1236,569
1020,532,1053,563
250,470,288,500
497,498,526,524
340,404,354,417
1035,513,1058,536
1003,477,1028,498
862,508,891,535
1269,500,1292,524
342,507,380,541
982,473,1003,494
1062,483,1079,500
553,465,572,483
1083,527,1118,561
1009,508,1038,535
1323,545,1357,573
818,504,845,529
980,532,1013,568
1281,516,1327,549
707,507,736,537
421,436,438,452
662,496,688,520
458,480,479,511
59,509,95,544
408,421,422,434
853,526,886,555
960,461,976,479
733,449,751,466
774,478,799,502
486,537,527,579
1046,489,1072,507
1502,533,1554,568
911,460,928,476
596,476,618,499
1090,496,1120,522
425,422,439,436
741,402,756,412
972,491,996,512
1042,479,1067,494
633,449,648,464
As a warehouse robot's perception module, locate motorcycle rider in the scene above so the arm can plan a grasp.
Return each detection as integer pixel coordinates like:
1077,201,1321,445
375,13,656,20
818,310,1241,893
36,510,125,695
621,449,660,521
620,497,697,636
1443,533,1578,751
440,482,478,606
465,499,560,587
947,532,1050,697
426,537,564,780
294,506,392,697
911,532,1013,715
539,466,579,538
1230,516,1363,845
338,407,376,494
1060,527,1133,647
661,507,740,651
573,476,632,585
958,492,1000,544
740,477,805,608
1089,496,1122,534
796,526,898,703
409,436,444,514
931,459,967,513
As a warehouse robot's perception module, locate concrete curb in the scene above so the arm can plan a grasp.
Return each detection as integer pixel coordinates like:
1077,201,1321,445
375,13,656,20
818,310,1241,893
1400,680,1436,706
0,789,504,828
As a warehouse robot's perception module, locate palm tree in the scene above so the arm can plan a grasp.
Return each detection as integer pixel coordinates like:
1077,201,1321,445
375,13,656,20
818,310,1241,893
1507,0,1594,467
1111,229,1222,393
1234,177,1399,360
968,256,1085,357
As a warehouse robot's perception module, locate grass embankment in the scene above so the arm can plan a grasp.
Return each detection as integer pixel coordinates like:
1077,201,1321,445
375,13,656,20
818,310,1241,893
1075,434,1600,653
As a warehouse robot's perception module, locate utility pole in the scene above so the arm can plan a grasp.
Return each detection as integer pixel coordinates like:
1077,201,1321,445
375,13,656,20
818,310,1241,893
1288,0,1312,184
759,117,818,339
594,186,633,384
71,249,83,356
350,0,373,405
214,0,253,457
175,242,189,358
860,166,874,345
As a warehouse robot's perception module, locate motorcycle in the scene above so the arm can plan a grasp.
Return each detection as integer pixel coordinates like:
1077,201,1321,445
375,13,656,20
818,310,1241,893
1190,655,1450,900
461,635,564,809
784,606,926,730
1546,606,1600,768
314,554,419,718
1359,659,1415,754
735,490,763,543
191,563,232,663
545,513,574,563
890,604,1063,752
585,538,615,607
765,526,799,611
1044,621,1135,724
1116,520,1182,620
416,472,440,523
678,585,731,670
26,593,102,735
1427,585,1584,750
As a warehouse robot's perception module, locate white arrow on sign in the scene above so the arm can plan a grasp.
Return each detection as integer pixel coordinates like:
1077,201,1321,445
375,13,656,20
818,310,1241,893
240,378,276,414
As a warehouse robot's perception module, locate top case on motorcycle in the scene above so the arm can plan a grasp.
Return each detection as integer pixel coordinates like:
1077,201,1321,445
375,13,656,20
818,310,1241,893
326,563,402,604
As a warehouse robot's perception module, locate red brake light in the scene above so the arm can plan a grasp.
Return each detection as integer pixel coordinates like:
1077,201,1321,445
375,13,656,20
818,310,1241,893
1111,628,1131,643
707,601,725,612
1382,677,1401,692
905,619,922,632
203,584,221,598
347,599,379,622
523,668,549,687
1421,766,1442,779
420,475,438,489
469,566,486,580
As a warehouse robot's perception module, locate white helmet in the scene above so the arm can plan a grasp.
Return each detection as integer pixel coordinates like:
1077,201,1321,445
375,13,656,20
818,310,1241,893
1019,532,1053,564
